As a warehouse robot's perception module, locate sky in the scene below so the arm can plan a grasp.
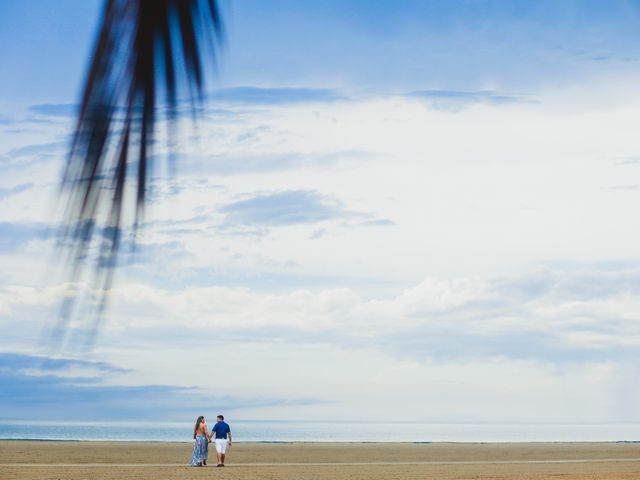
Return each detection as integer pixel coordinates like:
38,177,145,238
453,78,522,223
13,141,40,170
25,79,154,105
2,0,640,424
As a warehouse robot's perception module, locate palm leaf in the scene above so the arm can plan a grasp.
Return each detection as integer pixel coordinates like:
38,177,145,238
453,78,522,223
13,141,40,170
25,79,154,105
55,0,223,346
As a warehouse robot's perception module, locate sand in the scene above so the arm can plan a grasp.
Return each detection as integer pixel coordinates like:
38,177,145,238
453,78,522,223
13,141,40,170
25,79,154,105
1,440,640,479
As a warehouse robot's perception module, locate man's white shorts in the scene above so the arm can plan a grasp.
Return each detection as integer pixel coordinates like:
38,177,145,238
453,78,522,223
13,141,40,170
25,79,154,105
214,438,228,454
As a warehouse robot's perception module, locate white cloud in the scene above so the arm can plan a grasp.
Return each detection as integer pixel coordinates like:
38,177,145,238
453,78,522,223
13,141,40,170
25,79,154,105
4,266,626,363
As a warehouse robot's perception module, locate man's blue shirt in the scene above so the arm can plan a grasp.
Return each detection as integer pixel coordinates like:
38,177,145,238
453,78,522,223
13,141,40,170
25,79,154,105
212,421,231,439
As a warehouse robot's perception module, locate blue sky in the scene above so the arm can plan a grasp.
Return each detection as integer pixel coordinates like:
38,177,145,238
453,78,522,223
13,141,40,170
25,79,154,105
2,0,640,424
2,0,640,105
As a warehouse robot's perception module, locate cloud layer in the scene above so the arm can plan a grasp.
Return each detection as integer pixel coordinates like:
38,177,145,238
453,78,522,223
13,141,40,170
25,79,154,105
4,13,640,420
0,353,321,420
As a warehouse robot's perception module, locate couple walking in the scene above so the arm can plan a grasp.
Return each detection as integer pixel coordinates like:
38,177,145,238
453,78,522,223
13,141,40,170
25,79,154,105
191,414,232,467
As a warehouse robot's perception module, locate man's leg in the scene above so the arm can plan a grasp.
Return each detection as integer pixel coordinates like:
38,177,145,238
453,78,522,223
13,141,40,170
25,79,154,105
220,440,227,465
215,440,223,465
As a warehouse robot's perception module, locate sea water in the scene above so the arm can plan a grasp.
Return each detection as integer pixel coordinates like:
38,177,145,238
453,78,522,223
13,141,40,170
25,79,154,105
1,420,639,442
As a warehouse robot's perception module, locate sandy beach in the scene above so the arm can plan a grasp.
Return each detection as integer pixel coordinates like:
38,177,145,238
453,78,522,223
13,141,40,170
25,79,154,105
1,440,639,479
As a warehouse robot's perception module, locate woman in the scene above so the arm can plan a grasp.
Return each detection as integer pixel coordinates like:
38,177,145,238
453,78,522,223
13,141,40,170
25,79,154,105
190,415,210,466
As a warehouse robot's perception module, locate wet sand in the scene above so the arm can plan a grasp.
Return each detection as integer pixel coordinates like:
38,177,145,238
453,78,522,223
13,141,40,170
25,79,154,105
1,440,639,479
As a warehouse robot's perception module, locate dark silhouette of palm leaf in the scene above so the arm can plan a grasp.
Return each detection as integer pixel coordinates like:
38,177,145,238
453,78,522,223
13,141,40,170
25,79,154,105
55,0,222,346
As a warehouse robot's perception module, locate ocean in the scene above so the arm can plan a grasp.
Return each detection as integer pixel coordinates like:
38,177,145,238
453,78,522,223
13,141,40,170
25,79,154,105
1,420,639,443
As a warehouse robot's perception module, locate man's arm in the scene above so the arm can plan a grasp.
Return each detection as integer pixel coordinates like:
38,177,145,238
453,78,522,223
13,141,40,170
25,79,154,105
228,431,232,446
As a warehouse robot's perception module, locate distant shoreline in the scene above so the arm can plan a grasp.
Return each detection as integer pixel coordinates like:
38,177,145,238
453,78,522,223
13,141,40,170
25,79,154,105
2,420,640,443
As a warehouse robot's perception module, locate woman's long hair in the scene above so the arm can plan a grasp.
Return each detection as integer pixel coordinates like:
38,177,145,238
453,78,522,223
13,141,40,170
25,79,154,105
193,415,205,439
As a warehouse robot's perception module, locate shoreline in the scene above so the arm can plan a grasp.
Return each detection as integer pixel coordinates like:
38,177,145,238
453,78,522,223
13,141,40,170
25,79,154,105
3,420,640,444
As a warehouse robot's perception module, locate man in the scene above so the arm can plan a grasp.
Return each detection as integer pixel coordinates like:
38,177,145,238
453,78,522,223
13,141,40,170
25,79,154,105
211,414,232,467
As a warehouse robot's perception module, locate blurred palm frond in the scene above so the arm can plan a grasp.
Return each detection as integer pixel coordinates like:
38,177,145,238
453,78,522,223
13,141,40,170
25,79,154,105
55,0,223,346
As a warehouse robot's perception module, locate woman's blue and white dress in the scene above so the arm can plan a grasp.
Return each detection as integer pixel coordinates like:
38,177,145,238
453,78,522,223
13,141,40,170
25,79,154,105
191,434,209,465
